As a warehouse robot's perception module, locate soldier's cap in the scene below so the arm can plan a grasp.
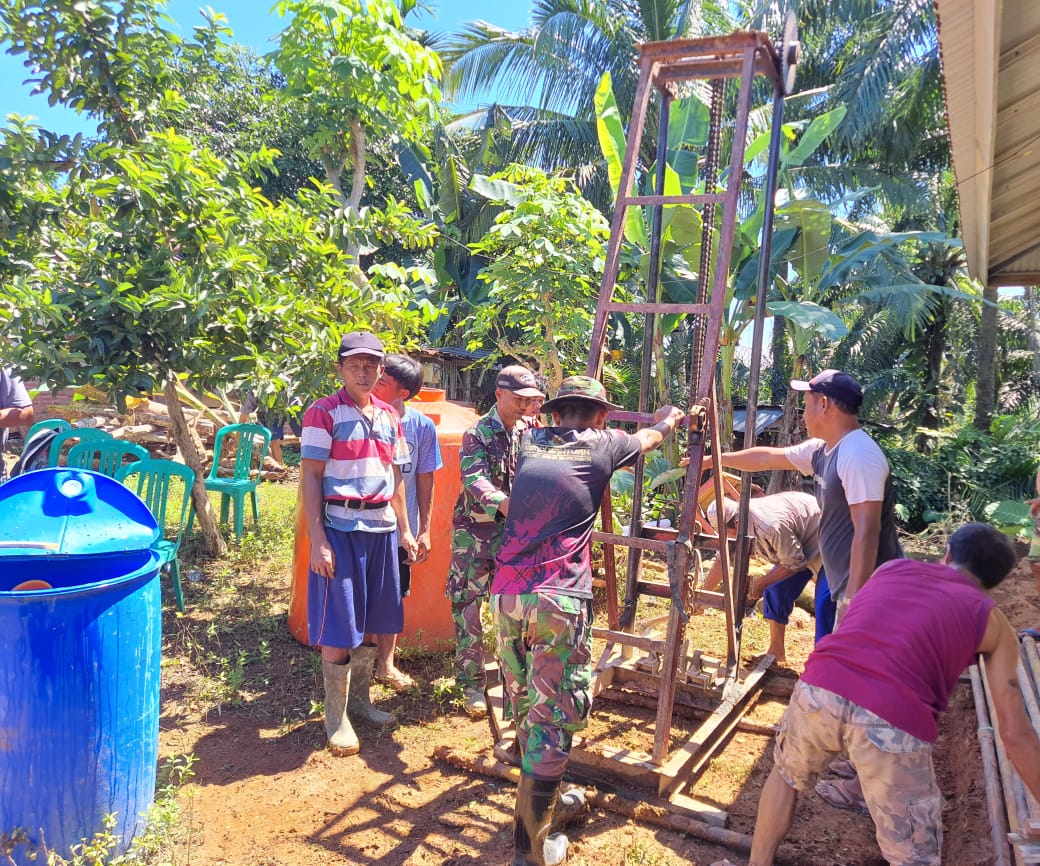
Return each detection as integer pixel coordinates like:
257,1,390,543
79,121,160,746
339,331,384,360
789,368,862,410
541,376,621,414
495,365,545,398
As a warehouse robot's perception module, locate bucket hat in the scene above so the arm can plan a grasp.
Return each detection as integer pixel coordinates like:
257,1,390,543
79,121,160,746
541,376,621,414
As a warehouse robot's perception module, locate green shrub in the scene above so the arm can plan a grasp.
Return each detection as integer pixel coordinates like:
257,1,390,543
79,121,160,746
879,406,1040,530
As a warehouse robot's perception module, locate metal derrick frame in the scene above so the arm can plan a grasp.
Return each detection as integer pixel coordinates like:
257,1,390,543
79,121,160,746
487,28,799,819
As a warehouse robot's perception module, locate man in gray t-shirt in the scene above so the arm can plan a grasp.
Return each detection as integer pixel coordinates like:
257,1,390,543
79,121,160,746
0,366,34,483
720,370,900,621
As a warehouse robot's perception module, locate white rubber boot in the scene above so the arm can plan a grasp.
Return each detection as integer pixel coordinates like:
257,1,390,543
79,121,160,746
322,661,360,756
348,645,395,727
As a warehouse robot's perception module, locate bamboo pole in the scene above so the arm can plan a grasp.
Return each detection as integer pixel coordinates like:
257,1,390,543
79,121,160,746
1022,637,1040,723
981,656,1030,866
970,664,1014,866
1015,643,1040,825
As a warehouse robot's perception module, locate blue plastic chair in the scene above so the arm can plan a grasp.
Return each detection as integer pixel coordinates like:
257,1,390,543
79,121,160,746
67,439,149,478
47,428,113,467
117,458,196,611
189,423,271,538
25,418,72,440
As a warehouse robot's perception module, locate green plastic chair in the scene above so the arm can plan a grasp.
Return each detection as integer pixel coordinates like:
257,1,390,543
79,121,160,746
47,427,113,466
67,439,149,477
25,418,72,440
189,422,271,538
117,458,196,612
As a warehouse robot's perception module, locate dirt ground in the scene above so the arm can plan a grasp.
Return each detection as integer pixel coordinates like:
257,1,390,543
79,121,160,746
158,524,1040,866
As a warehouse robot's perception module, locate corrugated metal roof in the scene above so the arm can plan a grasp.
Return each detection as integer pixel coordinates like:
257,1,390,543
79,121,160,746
732,406,785,436
936,0,1040,286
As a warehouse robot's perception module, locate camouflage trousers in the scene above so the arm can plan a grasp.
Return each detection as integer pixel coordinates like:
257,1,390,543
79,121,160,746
776,681,942,866
446,528,498,688
492,592,592,781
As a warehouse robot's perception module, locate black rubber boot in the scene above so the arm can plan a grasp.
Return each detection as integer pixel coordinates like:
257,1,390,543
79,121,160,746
513,773,569,866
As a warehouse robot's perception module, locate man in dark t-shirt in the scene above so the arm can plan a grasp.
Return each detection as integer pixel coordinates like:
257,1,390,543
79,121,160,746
491,375,683,866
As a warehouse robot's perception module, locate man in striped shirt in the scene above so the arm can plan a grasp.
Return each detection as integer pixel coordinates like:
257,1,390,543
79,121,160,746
300,331,418,757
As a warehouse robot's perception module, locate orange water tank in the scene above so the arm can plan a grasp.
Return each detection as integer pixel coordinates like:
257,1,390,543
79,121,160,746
288,394,479,651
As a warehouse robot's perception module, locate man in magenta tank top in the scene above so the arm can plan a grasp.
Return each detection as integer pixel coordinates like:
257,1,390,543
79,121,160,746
712,522,1040,866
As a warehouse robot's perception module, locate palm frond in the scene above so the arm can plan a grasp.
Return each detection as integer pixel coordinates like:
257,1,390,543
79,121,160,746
439,23,538,103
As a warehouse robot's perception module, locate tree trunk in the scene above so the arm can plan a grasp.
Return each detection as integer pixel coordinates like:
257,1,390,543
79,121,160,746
323,118,368,283
769,314,789,405
766,353,805,496
164,373,226,558
346,117,366,213
973,283,999,431
915,299,948,449
1026,286,1040,384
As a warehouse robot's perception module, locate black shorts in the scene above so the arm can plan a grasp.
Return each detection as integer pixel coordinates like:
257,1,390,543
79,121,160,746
398,546,411,598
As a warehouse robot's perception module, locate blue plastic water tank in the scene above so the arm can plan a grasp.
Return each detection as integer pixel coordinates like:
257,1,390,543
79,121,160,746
0,469,162,865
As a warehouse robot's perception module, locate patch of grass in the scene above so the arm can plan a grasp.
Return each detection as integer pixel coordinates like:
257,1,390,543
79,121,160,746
164,480,303,715
624,839,667,865
1,755,197,866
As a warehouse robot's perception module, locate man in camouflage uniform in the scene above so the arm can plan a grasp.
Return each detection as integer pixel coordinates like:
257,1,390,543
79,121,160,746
711,523,1040,866
448,365,545,714
492,376,683,866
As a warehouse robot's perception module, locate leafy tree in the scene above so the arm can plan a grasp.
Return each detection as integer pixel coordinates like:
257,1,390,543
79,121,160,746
270,0,442,218
463,165,611,389
158,28,324,203
0,0,431,555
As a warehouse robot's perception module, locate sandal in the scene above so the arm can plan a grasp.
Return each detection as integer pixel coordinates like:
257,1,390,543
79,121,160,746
827,759,857,779
375,668,416,691
815,778,869,815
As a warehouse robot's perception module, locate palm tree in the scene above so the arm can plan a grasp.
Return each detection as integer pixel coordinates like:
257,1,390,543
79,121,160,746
440,0,742,205
789,0,947,218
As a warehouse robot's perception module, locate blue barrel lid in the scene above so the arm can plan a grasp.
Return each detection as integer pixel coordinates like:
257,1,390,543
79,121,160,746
0,469,159,557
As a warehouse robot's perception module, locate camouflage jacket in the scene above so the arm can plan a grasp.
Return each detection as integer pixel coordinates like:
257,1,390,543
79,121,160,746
452,406,532,532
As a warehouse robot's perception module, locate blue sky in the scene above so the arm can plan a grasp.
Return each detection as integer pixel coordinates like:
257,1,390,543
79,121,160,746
0,0,532,135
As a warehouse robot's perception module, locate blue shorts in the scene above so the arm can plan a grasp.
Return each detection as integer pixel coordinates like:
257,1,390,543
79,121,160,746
762,567,835,644
307,528,402,649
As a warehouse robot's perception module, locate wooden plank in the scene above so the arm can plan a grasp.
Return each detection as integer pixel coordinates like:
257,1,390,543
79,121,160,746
658,656,772,798
591,627,668,654
569,741,666,788
590,530,670,553
638,33,772,61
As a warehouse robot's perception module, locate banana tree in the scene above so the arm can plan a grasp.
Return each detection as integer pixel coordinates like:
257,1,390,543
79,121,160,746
397,114,515,343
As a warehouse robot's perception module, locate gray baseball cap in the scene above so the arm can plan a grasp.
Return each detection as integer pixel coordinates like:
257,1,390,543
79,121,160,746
338,331,384,359
496,365,544,397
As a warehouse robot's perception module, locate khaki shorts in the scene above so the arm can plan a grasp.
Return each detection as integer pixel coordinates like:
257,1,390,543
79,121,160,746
775,681,943,866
